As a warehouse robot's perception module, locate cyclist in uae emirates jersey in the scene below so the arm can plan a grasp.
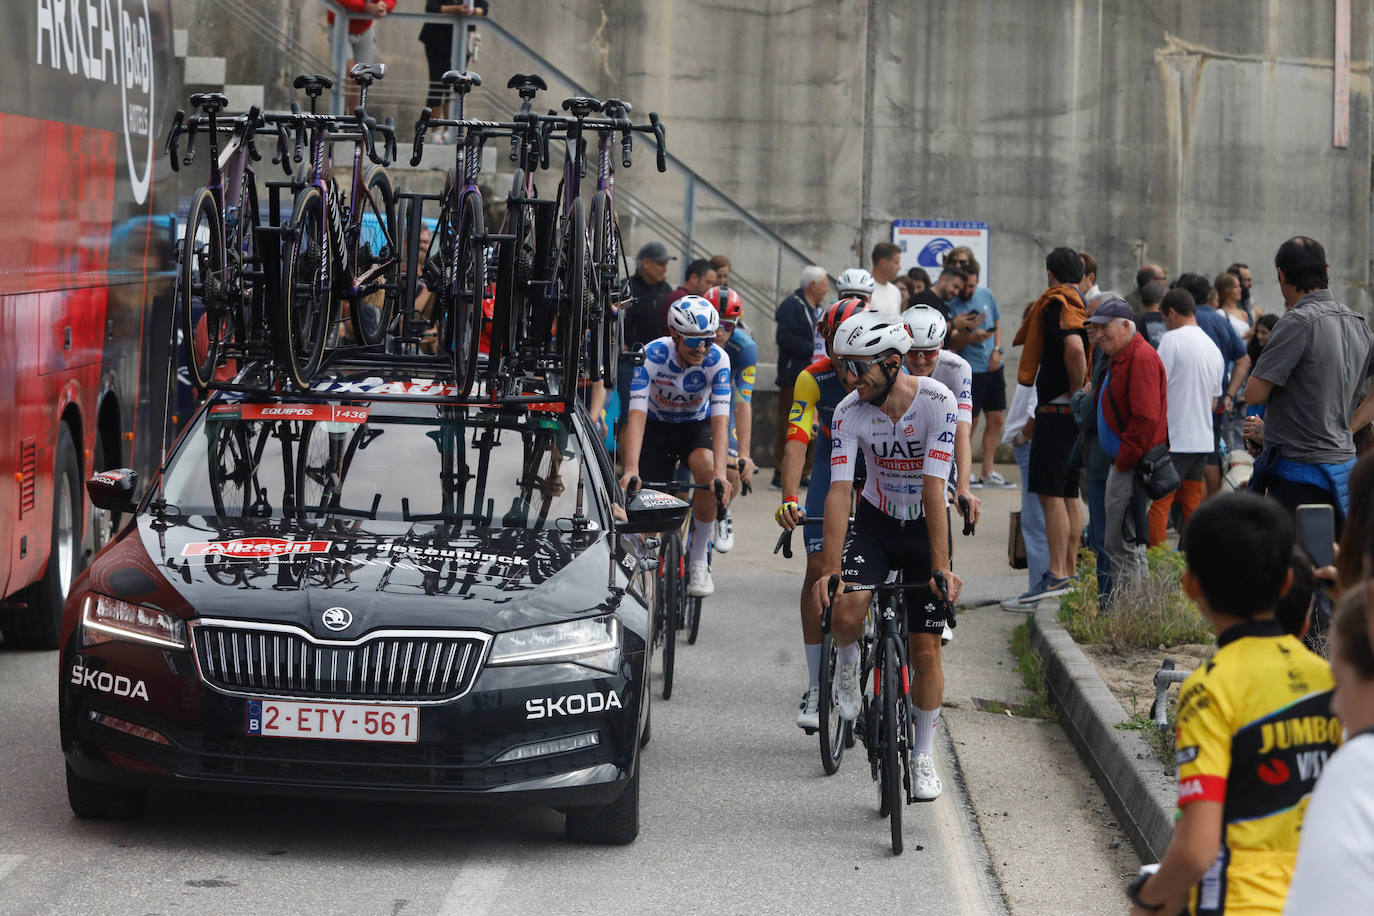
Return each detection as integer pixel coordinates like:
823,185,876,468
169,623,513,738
776,297,870,731
706,285,756,553
902,305,982,528
620,296,734,597
814,311,963,801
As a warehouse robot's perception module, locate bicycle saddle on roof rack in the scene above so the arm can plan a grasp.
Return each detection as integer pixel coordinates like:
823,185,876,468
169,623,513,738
506,73,548,99
348,62,387,85
441,70,482,93
601,98,632,118
561,96,603,118
189,92,229,114
292,74,334,96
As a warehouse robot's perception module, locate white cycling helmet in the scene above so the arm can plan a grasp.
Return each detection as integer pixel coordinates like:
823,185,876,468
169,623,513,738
836,268,876,299
902,305,947,349
667,295,719,336
833,311,912,358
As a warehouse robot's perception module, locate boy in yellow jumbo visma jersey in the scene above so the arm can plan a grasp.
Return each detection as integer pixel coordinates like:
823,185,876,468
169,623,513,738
1127,492,1339,916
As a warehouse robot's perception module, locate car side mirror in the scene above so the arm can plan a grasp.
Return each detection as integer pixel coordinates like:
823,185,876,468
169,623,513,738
617,488,689,534
86,468,139,514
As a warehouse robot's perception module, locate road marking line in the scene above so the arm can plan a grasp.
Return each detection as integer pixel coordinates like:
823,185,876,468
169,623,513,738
0,855,27,883
437,843,512,916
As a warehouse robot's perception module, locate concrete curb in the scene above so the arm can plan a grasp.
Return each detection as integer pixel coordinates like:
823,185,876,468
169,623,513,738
1028,605,1176,862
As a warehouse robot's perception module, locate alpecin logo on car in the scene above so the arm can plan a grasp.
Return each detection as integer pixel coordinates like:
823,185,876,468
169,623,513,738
321,607,353,631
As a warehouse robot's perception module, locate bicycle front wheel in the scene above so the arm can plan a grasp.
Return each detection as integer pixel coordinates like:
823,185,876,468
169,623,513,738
556,198,589,405
818,633,846,774
275,185,332,388
881,643,904,854
588,191,618,383
660,533,681,701
438,192,486,395
349,166,399,346
180,186,229,392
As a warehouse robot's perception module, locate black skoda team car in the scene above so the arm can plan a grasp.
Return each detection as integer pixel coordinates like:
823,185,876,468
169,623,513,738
58,374,688,844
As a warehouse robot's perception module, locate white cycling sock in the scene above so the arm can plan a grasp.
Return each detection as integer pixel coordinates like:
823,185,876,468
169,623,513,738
690,519,713,565
804,643,822,688
915,707,940,757
836,641,860,667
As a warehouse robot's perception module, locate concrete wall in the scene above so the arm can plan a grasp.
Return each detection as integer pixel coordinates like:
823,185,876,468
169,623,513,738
177,0,1373,374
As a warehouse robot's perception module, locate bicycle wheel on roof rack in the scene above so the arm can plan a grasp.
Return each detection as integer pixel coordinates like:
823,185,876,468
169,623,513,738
349,166,400,347
274,185,333,389
555,198,588,407
180,187,230,393
437,191,486,396
589,190,621,384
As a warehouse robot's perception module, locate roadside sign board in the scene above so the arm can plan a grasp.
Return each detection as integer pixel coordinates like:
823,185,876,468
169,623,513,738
891,219,991,287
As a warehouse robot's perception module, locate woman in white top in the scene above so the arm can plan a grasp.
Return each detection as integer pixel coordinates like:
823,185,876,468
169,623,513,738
1216,270,1252,340
1283,588,1374,913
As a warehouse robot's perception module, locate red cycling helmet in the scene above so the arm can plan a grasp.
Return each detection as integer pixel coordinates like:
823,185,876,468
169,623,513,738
704,286,743,321
817,297,871,340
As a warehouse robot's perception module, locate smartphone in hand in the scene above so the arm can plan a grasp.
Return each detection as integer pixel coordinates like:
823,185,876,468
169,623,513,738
1296,503,1336,569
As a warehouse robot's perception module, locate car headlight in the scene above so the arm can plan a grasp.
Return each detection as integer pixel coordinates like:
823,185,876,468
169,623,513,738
488,615,620,667
81,595,188,650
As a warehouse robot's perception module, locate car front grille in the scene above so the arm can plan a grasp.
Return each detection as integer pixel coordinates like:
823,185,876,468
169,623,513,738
191,622,488,702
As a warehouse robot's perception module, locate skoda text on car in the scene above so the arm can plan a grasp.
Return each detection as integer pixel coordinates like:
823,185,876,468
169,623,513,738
59,372,688,844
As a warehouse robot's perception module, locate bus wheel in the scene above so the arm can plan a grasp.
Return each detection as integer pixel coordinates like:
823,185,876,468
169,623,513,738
3,425,83,649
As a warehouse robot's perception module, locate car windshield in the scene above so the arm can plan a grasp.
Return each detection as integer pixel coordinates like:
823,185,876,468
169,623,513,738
161,401,595,530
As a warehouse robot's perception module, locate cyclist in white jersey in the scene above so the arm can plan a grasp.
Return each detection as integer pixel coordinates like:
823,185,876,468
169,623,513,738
620,296,734,596
903,305,982,527
814,312,963,800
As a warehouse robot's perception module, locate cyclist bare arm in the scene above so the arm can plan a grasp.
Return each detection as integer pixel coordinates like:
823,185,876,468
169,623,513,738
817,479,853,587
777,440,808,528
734,398,753,480
1064,331,1088,393
922,476,960,602
618,408,647,487
1133,801,1223,914
710,410,733,501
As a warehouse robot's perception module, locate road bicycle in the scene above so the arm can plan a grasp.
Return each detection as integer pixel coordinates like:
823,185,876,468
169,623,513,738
165,94,292,392
774,514,860,775
277,66,400,388
628,476,724,700
410,69,509,396
825,571,952,855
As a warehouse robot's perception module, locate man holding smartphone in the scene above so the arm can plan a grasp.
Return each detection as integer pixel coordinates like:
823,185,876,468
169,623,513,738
946,256,1011,488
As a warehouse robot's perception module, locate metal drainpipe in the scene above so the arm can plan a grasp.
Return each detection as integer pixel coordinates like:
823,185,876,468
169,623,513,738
681,175,696,273
329,14,347,115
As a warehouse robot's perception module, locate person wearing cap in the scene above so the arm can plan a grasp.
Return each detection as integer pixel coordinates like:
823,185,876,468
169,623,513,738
618,241,677,429
1089,296,1168,594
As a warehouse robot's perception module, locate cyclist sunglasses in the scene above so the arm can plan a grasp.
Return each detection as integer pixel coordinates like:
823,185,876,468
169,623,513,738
680,335,714,350
719,320,737,334
909,347,940,360
838,356,883,378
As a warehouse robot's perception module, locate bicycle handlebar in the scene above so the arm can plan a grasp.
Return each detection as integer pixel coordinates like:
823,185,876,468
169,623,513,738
773,515,826,559
957,494,975,536
626,476,727,520
648,112,667,172
165,109,185,172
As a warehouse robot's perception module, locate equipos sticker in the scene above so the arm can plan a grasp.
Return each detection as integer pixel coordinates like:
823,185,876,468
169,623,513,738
209,404,370,423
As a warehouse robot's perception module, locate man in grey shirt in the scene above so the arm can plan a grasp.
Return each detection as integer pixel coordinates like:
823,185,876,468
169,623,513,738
1243,236,1373,525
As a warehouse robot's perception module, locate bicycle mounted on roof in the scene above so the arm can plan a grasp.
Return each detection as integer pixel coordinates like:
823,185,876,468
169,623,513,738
163,66,667,412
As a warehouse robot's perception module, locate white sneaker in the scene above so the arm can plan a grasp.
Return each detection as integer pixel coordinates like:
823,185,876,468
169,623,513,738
834,661,862,721
796,686,820,730
941,623,954,646
969,474,985,489
1001,595,1040,613
913,752,943,801
687,561,714,597
987,470,1015,488
713,511,734,553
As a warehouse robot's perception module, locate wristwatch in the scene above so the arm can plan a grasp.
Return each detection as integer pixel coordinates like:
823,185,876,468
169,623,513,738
1125,873,1165,912
994,347,1003,354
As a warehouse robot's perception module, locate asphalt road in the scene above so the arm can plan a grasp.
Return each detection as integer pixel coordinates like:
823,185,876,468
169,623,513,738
0,474,1135,915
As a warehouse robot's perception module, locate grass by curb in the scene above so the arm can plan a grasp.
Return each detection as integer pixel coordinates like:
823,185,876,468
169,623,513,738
1059,547,1211,651
1003,619,1055,720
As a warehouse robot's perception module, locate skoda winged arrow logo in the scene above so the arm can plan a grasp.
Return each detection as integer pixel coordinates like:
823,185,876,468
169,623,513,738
321,607,353,631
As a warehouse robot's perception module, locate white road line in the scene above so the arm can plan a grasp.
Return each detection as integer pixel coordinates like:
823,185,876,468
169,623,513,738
0,855,27,883
436,844,513,916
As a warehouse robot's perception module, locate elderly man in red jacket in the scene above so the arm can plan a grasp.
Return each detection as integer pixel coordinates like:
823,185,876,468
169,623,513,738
1088,297,1167,595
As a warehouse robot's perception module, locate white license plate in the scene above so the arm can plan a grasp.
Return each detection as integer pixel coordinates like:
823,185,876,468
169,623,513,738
245,699,419,743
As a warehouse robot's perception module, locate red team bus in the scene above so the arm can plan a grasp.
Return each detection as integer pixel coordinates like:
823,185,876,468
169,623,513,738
1,0,184,647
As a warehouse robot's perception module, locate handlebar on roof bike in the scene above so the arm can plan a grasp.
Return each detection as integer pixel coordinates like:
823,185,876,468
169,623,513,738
626,477,726,521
